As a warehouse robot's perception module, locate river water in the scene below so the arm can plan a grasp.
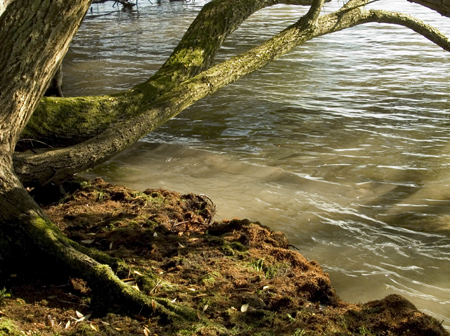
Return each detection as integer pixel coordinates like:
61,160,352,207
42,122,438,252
63,0,450,327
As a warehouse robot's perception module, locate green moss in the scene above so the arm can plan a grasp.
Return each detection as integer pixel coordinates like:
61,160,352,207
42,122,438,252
66,323,102,336
175,322,229,336
0,318,22,336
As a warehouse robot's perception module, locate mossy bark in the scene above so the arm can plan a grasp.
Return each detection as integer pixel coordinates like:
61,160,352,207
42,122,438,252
21,0,321,148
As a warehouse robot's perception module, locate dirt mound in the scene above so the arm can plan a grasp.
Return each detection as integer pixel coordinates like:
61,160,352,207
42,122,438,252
0,178,447,335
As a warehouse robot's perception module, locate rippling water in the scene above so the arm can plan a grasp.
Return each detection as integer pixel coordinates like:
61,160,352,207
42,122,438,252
65,0,450,327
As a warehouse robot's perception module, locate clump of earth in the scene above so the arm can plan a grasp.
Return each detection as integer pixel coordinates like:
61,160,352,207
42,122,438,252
0,178,447,336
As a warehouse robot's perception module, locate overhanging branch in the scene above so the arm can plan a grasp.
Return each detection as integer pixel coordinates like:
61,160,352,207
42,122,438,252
408,0,450,18
14,0,450,186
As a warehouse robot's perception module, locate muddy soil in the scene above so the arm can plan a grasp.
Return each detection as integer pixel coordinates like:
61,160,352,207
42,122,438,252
0,178,447,336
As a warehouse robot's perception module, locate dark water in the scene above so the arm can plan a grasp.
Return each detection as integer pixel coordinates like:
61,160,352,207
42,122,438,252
65,0,450,327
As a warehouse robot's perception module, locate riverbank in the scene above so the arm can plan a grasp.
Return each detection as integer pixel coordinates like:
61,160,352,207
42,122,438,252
0,178,447,336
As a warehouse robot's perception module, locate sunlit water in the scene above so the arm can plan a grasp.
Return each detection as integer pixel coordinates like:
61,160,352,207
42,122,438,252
64,0,450,327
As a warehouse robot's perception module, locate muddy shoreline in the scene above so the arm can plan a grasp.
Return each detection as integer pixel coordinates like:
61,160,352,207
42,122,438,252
0,178,447,335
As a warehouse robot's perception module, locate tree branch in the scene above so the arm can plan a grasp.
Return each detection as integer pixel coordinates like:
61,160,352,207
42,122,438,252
14,0,450,186
408,0,450,18
22,0,324,147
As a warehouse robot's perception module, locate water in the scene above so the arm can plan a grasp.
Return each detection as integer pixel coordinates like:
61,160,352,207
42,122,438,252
64,0,450,327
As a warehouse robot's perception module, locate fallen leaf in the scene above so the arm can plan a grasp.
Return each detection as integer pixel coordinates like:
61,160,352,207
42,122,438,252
134,315,146,321
80,239,94,244
203,304,208,312
65,320,71,329
171,298,177,303
143,327,151,336
75,311,84,319
90,323,99,332
241,304,249,313
134,270,143,276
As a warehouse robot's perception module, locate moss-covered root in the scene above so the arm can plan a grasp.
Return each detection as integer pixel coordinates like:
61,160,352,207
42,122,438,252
86,264,197,322
9,205,196,321
47,225,198,321
66,238,131,278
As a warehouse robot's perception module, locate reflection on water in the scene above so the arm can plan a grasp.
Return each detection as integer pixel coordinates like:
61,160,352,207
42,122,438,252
68,0,450,328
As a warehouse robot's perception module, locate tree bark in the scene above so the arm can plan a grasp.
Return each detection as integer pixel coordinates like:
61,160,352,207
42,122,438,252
408,0,450,18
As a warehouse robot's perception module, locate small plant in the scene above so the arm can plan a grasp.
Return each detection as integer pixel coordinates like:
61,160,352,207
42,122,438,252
250,258,265,272
0,287,11,302
359,327,374,335
286,313,296,323
292,329,306,336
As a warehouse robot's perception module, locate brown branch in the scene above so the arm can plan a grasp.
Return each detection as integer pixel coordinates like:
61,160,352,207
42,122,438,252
408,0,450,18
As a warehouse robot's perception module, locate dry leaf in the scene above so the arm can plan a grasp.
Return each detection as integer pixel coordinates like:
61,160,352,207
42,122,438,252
143,327,151,336
80,239,94,244
171,298,177,303
241,304,249,313
65,320,71,329
75,311,84,319
90,323,99,332
134,270,143,276
203,304,208,312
